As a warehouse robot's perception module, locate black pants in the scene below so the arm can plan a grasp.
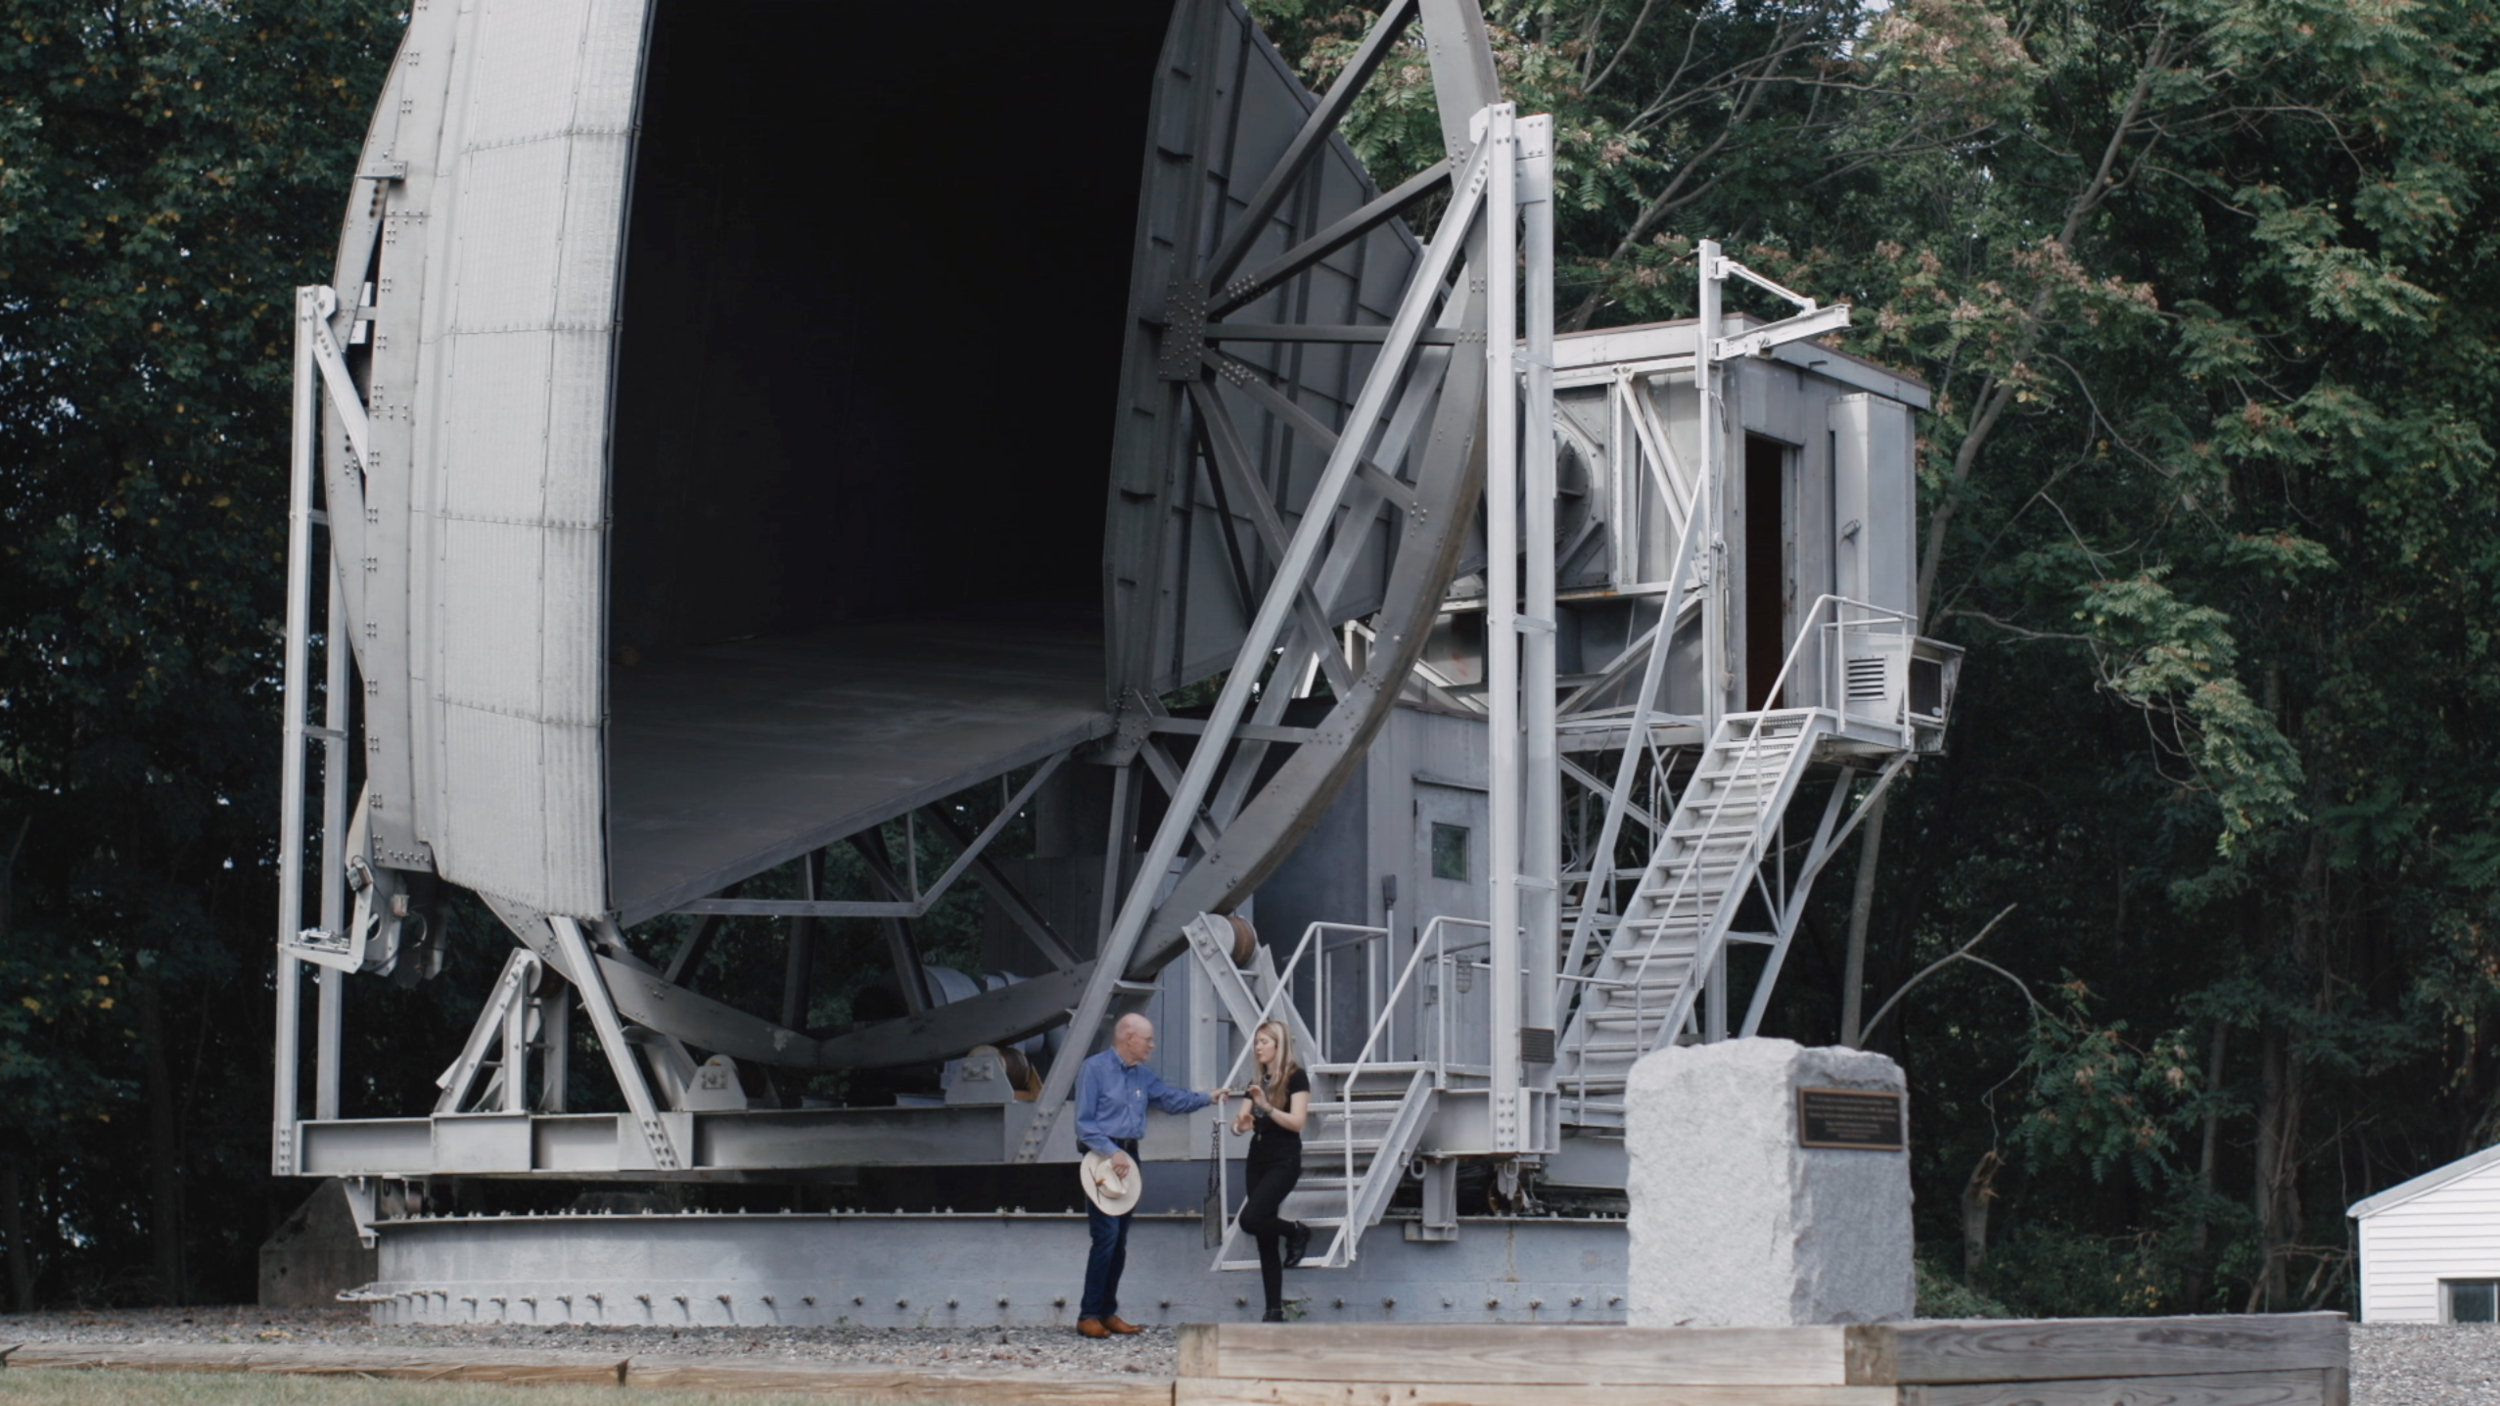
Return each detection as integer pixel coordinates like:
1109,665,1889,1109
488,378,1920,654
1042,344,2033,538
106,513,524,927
1240,1154,1302,1314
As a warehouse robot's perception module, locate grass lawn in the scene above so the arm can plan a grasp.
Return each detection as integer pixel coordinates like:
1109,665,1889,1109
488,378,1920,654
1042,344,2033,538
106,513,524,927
0,1370,827,1406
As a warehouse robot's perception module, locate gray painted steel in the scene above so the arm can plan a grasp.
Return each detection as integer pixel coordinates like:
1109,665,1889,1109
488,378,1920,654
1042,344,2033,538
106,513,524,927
358,1211,1628,1328
317,0,1497,957
606,624,1109,926
325,0,652,918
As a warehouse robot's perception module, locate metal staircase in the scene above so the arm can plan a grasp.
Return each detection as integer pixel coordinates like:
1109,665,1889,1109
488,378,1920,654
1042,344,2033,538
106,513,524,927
1210,1063,1435,1271
1554,707,1827,1125
1181,915,1439,1271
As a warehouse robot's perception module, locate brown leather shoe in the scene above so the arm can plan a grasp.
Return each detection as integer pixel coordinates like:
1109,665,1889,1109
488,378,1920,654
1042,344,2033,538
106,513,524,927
1077,1317,1110,1339
1104,1315,1143,1334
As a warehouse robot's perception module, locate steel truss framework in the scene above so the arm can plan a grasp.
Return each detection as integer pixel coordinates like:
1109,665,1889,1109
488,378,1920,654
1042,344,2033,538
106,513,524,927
272,0,1956,1227
270,0,1545,1184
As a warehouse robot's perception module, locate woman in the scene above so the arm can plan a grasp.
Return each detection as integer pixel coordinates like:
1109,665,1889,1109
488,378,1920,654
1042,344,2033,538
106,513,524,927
1232,1019,1314,1321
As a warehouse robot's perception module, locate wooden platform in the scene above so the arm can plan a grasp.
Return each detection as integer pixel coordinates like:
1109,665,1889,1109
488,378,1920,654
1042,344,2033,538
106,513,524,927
1,1313,2351,1404
0,1341,1170,1404
1175,1315,2350,1406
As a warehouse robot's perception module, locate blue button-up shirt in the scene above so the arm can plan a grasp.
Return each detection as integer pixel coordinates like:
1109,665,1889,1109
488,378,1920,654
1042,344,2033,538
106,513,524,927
1074,1046,1210,1157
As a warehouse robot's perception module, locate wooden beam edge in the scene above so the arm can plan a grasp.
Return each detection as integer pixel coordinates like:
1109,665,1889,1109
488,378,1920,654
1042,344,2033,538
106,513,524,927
1,1343,1173,1402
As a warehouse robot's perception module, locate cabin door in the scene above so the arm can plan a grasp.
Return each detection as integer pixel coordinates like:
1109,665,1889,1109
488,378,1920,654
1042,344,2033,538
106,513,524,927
1743,435,1793,710
1414,781,1489,1069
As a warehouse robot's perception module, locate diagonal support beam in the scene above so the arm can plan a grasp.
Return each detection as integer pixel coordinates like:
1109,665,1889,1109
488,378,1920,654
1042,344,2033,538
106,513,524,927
1012,124,1501,1164
917,804,1083,975
433,947,541,1114
1739,757,1906,1037
1212,159,1454,318
1188,379,1360,699
547,915,682,1171
850,832,935,1015
1204,0,1421,291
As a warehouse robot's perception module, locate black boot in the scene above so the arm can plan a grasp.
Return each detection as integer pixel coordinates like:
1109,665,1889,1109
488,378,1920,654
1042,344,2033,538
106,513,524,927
1283,1221,1313,1267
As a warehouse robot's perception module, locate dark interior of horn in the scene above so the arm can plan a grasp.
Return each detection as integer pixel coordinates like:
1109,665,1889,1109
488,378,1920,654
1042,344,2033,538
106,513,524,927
601,0,1170,920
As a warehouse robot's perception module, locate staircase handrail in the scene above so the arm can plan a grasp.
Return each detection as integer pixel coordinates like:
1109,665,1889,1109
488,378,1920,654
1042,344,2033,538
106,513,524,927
1555,475,1710,997
1209,914,1475,1273
1576,592,1910,1070
1324,914,1479,1262
1215,920,1379,1097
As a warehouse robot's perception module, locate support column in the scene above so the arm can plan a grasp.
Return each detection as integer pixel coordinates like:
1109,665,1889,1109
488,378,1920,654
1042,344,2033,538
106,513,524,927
272,287,320,1175
1518,116,1559,1101
1697,241,1727,734
1481,104,1522,1152
315,571,348,1121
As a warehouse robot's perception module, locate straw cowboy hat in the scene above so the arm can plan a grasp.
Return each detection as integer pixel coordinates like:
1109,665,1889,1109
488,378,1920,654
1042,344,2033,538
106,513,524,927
1079,1150,1144,1215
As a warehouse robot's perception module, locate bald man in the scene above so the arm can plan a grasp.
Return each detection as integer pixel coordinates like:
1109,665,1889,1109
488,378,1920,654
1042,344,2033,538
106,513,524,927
1073,1013,1228,1337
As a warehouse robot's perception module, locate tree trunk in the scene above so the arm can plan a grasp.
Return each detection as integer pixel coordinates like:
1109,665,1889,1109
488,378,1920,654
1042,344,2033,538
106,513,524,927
139,981,184,1305
1,1162,32,1312
2250,1025,2297,1310
2183,1019,2227,1311
1839,791,1888,1046
2,818,37,1311
1960,1149,2001,1282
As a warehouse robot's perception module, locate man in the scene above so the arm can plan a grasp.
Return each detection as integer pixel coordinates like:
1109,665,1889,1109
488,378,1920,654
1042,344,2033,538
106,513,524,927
1074,1013,1227,1338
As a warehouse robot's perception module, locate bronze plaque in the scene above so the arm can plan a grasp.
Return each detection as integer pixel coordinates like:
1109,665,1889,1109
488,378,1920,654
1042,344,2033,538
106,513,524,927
1797,1087,1905,1150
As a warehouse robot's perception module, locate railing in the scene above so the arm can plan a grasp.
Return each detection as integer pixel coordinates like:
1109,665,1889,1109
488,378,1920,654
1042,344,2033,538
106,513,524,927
1558,593,1919,1110
1212,914,1486,1267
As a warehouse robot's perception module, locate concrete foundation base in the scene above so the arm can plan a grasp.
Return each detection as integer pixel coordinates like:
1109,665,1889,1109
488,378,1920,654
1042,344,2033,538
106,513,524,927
356,1211,1629,1328
260,1178,381,1308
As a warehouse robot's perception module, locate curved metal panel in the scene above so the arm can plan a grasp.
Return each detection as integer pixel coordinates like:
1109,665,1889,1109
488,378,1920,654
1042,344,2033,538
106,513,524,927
328,0,652,916
1104,0,1426,698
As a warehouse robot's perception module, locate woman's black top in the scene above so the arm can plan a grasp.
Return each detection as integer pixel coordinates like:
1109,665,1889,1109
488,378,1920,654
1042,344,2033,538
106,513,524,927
1248,1067,1311,1163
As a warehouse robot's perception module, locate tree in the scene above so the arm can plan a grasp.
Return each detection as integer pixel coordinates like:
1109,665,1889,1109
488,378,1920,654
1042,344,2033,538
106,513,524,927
1257,0,2500,1312
0,0,403,1304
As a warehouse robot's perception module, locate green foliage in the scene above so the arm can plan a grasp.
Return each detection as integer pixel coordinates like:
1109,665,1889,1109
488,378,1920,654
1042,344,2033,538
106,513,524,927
1914,1254,2015,1319
5,0,2500,1319
0,0,405,1304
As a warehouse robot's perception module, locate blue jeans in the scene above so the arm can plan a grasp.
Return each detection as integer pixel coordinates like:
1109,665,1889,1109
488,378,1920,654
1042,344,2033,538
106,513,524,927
1081,1138,1139,1320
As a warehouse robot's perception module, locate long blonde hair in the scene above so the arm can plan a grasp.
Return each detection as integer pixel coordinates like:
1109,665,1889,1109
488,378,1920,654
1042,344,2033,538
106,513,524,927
1254,1019,1301,1104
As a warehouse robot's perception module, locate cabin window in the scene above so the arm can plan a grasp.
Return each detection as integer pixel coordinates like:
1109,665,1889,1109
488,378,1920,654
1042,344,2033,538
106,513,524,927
1430,823,1471,881
2447,1280,2499,1323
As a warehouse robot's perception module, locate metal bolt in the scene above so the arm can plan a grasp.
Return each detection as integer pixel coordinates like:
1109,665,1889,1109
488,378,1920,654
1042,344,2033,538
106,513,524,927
1333,1298,1345,1309
761,1295,775,1307
635,1294,651,1305
1569,1296,1583,1307
1529,1299,1544,1310
854,1297,866,1306
1236,1298,1248,1307
1382,1298,1396,1309
1158,1300,1170,1310
802,1297,816,1307
1607,1296,1622,1306
1440,1298,1452,1308
1486,1298,1500,1309
1054,1297,1066,1308
896,1299,909,1309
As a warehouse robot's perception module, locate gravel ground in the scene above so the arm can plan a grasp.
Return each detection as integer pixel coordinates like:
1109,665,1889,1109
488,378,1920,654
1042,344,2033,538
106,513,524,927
2352,1323,2500,1406
8,1309,2497,1397
0,1307,1177,1377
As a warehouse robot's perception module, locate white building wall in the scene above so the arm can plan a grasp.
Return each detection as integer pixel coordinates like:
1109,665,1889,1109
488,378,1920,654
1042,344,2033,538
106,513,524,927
2359,1159,2500,1322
